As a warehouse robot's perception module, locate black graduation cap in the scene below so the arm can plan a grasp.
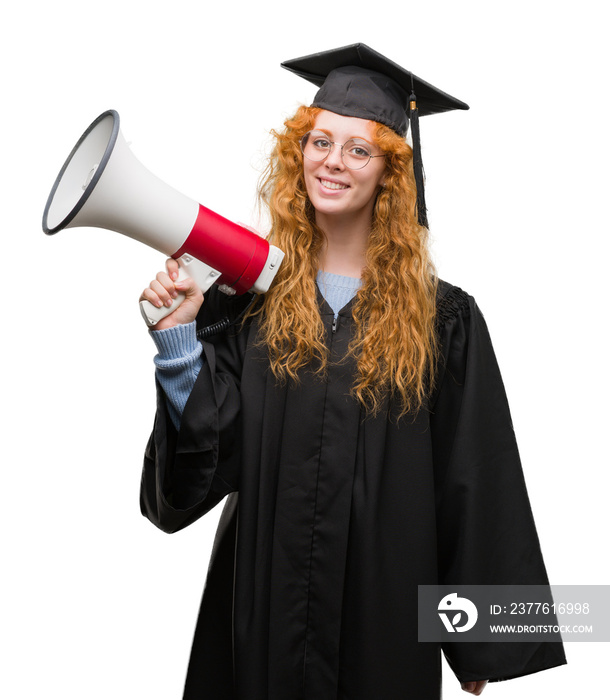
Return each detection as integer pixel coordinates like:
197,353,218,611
281,43,469,228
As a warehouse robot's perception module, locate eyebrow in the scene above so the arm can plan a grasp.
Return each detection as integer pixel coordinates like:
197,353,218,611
314,128,374,143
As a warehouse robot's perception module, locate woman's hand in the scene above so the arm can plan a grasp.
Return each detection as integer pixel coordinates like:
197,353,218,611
461,680,488,695
139,258,204,331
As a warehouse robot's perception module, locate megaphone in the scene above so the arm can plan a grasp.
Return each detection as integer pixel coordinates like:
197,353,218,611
42,110,284,326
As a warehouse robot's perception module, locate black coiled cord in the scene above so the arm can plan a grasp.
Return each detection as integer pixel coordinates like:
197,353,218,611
196,292,259,340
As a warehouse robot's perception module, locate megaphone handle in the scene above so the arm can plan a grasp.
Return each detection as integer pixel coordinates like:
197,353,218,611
139,255,220,327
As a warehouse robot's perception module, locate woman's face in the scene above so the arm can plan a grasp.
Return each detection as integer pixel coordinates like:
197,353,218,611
302,110,386,224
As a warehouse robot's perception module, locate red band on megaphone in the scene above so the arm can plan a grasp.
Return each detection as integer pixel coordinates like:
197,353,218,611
173,204,270,294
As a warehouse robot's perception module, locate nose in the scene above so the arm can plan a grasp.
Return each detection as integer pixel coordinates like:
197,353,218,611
324,143,345,170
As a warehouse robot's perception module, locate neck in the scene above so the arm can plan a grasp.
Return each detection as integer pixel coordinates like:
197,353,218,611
316,211,370,278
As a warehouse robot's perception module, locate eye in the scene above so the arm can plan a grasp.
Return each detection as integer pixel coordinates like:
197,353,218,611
345,139,373,159
312,137,331,150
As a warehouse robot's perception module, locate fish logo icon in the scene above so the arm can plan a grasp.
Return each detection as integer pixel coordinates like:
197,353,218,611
438,593,478,632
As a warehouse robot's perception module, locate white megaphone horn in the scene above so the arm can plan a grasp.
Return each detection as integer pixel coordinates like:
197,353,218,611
42,110,284,326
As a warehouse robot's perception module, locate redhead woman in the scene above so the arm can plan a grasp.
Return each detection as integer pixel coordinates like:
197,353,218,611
139,44,566,700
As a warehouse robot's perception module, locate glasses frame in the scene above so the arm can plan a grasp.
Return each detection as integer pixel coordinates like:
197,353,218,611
300,130,386,171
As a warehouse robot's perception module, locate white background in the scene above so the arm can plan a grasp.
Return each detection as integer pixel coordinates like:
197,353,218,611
1,1,608,698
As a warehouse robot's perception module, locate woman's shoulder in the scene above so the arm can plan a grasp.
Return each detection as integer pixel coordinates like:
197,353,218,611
435,278,472,327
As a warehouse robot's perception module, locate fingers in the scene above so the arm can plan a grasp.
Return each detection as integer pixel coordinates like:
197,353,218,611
140,270,178,309
140,258,204,330
139,270,202,309
461,680,488,695
166,257,180,280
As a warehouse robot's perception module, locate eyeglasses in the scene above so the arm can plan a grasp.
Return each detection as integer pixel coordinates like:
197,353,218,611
300,130,385,170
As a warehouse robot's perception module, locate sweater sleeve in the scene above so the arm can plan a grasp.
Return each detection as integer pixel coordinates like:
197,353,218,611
149,321,203,429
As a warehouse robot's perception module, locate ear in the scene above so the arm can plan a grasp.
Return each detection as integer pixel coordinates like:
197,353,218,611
377,166,387,189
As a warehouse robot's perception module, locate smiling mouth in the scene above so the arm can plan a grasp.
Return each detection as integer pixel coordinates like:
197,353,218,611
319,178,349,191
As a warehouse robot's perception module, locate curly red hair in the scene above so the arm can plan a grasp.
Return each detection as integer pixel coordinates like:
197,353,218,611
255,105,438,416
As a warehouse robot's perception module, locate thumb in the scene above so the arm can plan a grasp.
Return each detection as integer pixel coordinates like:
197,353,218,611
175,276,201,297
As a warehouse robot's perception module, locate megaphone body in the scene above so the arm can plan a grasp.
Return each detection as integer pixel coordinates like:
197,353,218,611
42,110,284,326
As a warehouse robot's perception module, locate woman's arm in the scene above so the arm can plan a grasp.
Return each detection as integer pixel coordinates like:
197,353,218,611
139,261,243,534
150,321,202,429
431,284,566,685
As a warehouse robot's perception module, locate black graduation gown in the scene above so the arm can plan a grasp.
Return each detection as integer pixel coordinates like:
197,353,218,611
140,280,566,700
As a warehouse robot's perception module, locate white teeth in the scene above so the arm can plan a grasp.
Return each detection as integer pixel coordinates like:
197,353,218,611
320,179,348,190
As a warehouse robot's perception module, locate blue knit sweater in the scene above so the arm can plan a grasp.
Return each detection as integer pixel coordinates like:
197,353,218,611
150,271,361,428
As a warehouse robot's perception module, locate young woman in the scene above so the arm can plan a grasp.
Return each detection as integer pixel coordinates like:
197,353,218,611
139,44,566,700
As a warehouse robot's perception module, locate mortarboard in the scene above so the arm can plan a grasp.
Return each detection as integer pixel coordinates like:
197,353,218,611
281,43,469,228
